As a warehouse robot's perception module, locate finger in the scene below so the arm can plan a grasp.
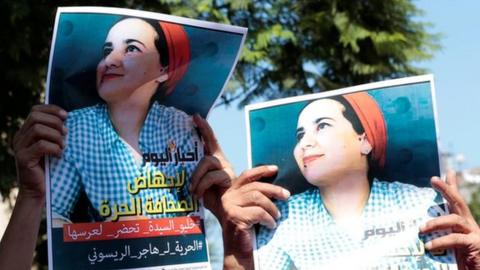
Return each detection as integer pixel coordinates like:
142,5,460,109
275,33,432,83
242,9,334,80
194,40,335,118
193,114,220,155
31,104,68,120
24,110,67,134
241,206,277,230
193,169,232,198
234,165,278,187
17,140,63,168
15,107,67,146
431,176,470,216
190,155,223,192
236,189,281,219
30,140,63,159
16,123,65,151
420,214,472,234
239,182,290,201
445,170,458,190
424,233,470,251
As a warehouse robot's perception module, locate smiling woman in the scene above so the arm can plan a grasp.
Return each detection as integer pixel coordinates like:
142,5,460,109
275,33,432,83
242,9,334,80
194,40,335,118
255,92,456,269
96,18,167,107
49,16,201,225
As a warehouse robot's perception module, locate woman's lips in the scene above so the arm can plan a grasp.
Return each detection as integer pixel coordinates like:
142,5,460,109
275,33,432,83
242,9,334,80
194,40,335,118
101,73,123,83
303,154,324,166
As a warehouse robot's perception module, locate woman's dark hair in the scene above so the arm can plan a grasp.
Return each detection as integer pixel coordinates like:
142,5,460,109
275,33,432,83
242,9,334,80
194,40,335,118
143,19,169,69
328,96,364,135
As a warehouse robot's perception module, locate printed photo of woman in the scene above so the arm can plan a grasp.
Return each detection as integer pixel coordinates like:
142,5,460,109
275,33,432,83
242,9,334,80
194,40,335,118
43,8,246,270
254,91,455,269
50,16,202,224
201,78,462,269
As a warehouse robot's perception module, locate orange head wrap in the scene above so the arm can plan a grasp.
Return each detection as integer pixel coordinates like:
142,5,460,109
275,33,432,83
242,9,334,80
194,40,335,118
343,92,387,169
158,22,190,96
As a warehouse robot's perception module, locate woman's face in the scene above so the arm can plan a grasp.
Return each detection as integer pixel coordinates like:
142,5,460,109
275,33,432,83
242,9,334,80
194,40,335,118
293,99,371,187
96,18,166,104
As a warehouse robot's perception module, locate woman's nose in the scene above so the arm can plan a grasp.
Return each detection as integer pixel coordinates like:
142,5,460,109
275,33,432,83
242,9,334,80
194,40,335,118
104,50,122,67
300,131,316,149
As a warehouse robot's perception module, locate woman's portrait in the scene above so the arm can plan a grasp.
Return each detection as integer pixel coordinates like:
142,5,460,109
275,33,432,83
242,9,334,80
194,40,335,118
44,8,246,269
49,16,202,225
247,79,457,269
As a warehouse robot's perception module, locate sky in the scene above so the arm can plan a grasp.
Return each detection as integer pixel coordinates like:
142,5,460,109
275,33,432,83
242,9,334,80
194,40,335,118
207,0,480,175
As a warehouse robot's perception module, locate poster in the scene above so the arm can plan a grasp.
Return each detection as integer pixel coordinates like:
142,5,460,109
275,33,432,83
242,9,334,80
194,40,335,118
45,7,246,270
246,75,457,269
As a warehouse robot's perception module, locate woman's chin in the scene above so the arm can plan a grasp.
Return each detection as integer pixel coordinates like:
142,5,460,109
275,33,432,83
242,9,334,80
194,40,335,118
98,87,121,104
303,173,328,187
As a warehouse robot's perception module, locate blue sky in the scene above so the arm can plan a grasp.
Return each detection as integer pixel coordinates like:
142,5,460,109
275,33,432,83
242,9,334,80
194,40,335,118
208,0,480,174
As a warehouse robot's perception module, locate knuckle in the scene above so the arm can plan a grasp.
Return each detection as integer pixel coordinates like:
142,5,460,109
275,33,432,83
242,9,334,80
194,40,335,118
221,195,232,208
205,155,220,167
239,170,247,179
275,186,285,196
222,174,232,186
423,220,433,230
29,112,40,123
259,210,270,221
237,222,250,231
224,207,236,220
32,123,43,134
244,214,257,225
54,144,62,154
453,214,464,224
36,140,48,151
461,234,469,244
250,190,261,202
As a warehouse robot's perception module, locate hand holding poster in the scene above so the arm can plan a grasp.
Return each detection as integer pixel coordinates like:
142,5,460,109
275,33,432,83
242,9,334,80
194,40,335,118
246,75,458,269
45,7,246,270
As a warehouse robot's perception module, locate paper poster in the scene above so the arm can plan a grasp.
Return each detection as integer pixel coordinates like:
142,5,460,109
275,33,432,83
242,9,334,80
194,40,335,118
45,7,246,270
246,75,457,270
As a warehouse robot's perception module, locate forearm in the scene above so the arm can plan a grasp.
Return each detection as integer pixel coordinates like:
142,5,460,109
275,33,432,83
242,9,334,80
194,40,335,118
0,192,44,270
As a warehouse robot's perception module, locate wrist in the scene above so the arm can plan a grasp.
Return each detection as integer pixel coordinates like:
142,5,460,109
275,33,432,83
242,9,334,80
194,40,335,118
16,189,46,205
221,220,254,257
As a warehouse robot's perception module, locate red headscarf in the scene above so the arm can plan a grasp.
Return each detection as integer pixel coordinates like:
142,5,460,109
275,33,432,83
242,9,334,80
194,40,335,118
343,92,387,169
159,22,190,96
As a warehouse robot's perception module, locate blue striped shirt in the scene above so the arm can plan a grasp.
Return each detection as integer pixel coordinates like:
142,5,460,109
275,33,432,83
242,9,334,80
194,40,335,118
50,102,203,221
256,180,457,270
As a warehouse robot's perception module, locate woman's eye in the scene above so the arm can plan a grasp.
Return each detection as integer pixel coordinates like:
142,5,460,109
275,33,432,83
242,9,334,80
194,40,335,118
102,47,112,58
296,132,305,142
317,122,330,131
126,45,141,53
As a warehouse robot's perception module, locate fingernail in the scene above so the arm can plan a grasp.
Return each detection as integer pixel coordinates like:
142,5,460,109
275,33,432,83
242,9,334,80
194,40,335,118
62,126,68,135
419,224,426,232
282,188,291,198
424,241,432,250
267,165,278,171
276,210,282,219
60,110,68,118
